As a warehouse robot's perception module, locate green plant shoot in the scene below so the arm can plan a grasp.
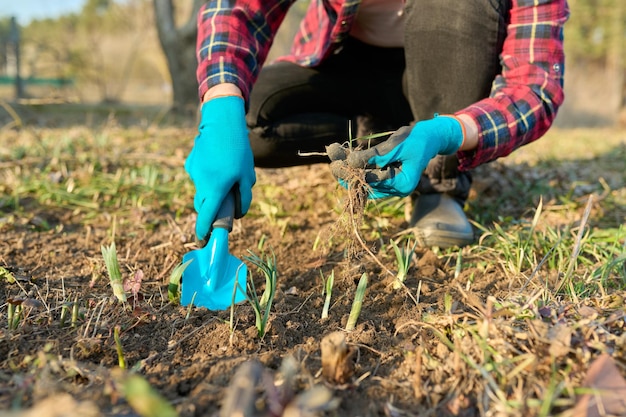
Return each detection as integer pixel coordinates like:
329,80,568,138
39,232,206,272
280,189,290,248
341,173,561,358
71,297,79,327
7,302,22,330
321,270,335,319
242,250,278,338
245,250,278,310
0,266,16,283
114,325,126,369
391,238,418,289
444,293,453,314
122,374,178,417
101,242,127,302
168,259,192,303
346,272,368,331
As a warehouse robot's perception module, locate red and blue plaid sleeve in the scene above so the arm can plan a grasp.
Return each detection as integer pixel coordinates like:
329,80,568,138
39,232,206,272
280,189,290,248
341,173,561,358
196,0,295,101
456,0,570,171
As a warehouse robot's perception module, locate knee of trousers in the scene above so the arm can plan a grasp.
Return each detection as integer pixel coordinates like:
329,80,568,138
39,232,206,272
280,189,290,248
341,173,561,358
247,125,276,163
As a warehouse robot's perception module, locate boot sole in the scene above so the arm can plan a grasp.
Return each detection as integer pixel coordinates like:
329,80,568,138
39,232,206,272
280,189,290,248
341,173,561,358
414,227,475,248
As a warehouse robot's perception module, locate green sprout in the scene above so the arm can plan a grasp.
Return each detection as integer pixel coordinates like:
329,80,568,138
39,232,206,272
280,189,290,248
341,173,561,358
122,374,178,417
455,249,463,280
59,303,70,328
7,300,22,330
346,272,368,332
321,270,335,319
114,325,126,369
391,238,418,289
242,250,278,338
184,293,196,322
167,259,192,304
444,293,453,314
101,242,127,303
347,130,394,150
60,296,80,328
257,201,281,226
257,233,267,251
312,232,322,251
229,263,247,339
72,298,80,326
0,266,16,284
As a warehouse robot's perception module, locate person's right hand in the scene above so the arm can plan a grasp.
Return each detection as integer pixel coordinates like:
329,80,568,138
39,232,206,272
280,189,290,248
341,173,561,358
185,95,256,240
328,116,464,199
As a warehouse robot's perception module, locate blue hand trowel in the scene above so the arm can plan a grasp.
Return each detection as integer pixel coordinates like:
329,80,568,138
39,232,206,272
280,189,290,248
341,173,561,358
181,192,247,310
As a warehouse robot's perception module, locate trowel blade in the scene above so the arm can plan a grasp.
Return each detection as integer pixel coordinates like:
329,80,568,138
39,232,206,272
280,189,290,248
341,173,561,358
181,229,247,310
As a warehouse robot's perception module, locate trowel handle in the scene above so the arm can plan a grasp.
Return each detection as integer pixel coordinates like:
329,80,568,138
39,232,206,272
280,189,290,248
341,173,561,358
212,191,235,232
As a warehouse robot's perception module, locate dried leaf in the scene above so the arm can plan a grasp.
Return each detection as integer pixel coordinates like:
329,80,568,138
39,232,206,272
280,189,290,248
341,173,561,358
538,305,552,319
604,294,624,309
21,298,44,309
7,297,23,305
572,353,626,417
548,324,572,358
131,304,150,318
7,297,43,309
577,305,598,319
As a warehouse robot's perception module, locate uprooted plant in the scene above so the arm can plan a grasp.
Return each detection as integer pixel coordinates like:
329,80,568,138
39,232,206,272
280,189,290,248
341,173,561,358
324,137,396,277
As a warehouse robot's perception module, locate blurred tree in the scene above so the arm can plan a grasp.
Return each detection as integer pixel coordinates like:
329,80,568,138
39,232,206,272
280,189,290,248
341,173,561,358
153,0,203,115
22,0,163,103
8,17,25,98
565,0,625,116
0,18,11,74
153,0,309,114
6,0,621,120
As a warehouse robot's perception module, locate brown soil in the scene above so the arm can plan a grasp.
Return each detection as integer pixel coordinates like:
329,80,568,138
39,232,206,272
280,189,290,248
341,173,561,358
1,115,625,417
3,165,490,416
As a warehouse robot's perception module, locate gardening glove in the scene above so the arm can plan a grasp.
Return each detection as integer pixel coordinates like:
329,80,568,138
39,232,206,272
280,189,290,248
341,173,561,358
329,115,464,199
185,95,256,240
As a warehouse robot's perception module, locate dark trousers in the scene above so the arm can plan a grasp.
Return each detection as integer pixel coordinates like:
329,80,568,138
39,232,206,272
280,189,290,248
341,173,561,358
247,0,510,202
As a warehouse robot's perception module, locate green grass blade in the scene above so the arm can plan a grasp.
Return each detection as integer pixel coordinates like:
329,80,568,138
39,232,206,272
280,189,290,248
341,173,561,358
101,242,127,302
122,374,178,417
168,259,192,303
114,325,126,369
346,272,368,331
322,270,334,319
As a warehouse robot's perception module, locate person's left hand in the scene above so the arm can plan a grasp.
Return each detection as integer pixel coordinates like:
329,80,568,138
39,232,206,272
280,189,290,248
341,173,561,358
329,115,464,199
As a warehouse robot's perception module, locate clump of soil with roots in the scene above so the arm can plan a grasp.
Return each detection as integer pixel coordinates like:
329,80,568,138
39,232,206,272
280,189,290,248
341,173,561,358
324,141,396,277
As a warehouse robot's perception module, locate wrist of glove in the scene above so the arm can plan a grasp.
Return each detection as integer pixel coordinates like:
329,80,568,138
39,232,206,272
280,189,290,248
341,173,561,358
185,96,256,240
328,115,464,199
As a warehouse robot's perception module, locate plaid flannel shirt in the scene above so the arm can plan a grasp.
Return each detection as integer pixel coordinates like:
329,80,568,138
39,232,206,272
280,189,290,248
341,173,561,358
196,0,569,171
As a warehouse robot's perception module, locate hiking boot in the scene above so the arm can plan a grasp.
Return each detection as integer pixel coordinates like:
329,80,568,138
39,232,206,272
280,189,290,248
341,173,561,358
406,193,474,248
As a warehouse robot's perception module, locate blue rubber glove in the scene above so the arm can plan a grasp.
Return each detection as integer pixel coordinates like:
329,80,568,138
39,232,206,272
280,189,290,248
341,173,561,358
185,96,256,240
331,115,464,199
